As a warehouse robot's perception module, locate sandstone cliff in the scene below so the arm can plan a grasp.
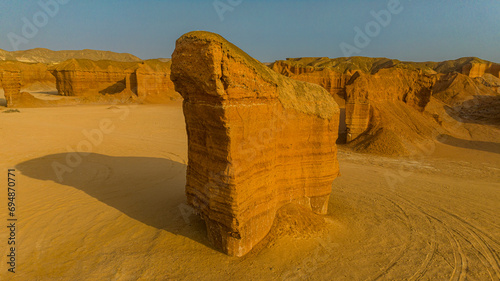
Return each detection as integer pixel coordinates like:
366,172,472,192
50,59,179,102
271,57,500,96
271,59,351,104
0,61,56,90
0,70,22,107
270,57,403,103
171,31,340,257
272,56,500,155
461,61,500,79
345,68,436,142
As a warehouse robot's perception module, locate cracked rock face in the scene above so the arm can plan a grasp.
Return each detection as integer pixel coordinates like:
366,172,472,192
171,31,339,257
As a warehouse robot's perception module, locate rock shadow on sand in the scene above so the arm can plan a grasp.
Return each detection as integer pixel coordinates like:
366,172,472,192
437,134,500,154
16,153,214,249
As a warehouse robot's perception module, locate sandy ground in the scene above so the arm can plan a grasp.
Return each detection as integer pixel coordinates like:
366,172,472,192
0,103,499,280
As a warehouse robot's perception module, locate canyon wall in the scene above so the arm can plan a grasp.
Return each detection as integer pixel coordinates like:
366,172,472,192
345,102,371,143
271,59,351,102
171,31,339,257
50,59,138,97
345,68,436,142
462,62,500,79
272,56,500,155
0,61,56,90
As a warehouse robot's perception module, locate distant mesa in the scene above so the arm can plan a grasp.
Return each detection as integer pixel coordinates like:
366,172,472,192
171,31,340,257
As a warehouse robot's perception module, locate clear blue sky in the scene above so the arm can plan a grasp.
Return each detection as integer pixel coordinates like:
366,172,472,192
0,0,499,62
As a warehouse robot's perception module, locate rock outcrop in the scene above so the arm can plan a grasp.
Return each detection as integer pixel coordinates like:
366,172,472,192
345,68,435,142
50,59,179,102
0,61,56,91
270,57,411,101
477,73,500,93
171,31,340,257
271,58,352,103
272,56,500,155
0,70,22,107
461,61,500,79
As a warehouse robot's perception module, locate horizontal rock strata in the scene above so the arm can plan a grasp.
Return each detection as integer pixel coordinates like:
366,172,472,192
345,68,435,141
171,31,340,257
0,70,22,107
271,58,352,102
0,61,56,91
272,56,500,155
50,59,179,101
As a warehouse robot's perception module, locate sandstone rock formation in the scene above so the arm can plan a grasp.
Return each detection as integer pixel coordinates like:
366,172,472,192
135,61,176,100
0,61,55,91
271,58,352,103
0,57,179,107
0,70,22,107
272,56,500,155
345,68,436,142
50,59,179,102
270,57,408,103
171,31,340,257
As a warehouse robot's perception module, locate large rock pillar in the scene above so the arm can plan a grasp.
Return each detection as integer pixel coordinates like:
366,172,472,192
171,31,340,256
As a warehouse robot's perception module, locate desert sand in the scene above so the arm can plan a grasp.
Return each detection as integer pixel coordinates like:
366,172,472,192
1,102,498,280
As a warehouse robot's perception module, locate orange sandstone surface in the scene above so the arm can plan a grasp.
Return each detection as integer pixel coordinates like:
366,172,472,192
0,69,21,107
50,59,179,102
0,61,56,89
272,57,500,155
0,53,180,107
171,31,340,256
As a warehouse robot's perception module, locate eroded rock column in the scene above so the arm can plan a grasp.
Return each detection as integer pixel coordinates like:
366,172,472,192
171,31,340,257
0,70,22,107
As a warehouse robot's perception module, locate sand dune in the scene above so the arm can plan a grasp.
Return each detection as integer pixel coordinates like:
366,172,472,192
0,103,498,280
